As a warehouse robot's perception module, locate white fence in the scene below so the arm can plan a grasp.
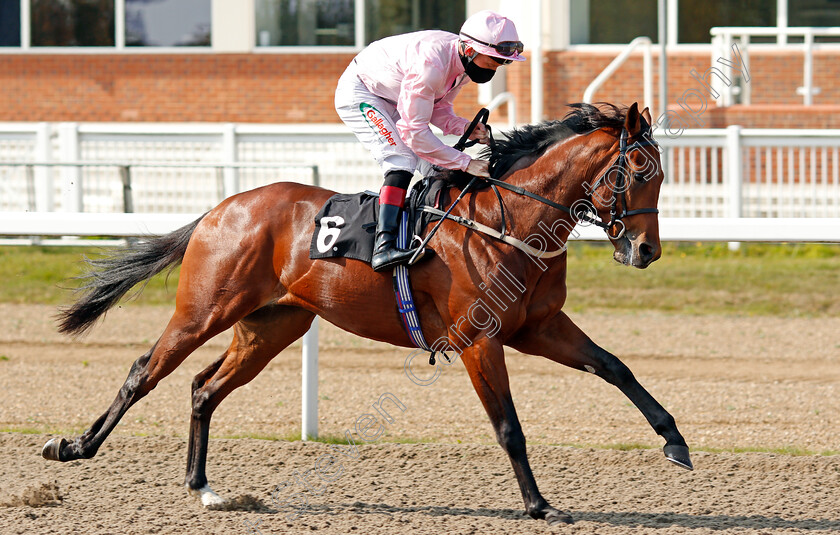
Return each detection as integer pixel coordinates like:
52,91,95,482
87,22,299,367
662,127,840,219
2,122,840,241
0,122,440,214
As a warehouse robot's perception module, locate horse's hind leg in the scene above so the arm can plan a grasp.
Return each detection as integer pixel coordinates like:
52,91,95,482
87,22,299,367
184,305,315,506
509,311,693,470
43,293,266,463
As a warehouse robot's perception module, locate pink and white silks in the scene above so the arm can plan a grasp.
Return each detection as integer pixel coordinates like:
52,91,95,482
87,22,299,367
334,30,474,176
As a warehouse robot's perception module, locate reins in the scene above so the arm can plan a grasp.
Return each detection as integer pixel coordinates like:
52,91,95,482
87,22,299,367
482,125,660,241
408,108,497,265
413,109,662,265
434,110,660,255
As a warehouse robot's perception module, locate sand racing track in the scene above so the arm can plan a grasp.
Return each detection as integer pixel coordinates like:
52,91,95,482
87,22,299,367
0,303,838,534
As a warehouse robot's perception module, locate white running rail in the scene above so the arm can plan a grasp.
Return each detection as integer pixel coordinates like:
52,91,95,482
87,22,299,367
3,122,840,232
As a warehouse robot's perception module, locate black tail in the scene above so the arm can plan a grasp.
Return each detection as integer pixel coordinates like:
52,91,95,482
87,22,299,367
57,215,206,337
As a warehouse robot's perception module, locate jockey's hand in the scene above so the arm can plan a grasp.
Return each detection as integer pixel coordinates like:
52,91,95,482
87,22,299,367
466,159,490,178
468,122,490,145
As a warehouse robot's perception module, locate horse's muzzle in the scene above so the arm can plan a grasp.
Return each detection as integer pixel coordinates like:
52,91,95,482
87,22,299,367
613,232,660,268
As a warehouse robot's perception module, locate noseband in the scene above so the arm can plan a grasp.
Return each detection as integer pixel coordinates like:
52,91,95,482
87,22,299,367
484,126,660,241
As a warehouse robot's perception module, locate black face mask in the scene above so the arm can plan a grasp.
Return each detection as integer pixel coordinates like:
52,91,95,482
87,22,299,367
460,54,495,84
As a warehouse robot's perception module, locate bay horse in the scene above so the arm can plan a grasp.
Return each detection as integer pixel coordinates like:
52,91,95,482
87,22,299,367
42,102,691,526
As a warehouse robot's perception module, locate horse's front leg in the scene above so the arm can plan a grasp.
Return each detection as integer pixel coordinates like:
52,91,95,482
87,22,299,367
509,311,693,470
460,337,573,525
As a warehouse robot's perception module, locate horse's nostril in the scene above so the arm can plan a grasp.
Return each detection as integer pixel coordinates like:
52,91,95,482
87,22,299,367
639,242,655,261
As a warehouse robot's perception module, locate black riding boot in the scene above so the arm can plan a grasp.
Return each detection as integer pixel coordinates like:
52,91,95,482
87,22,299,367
371,203,432,272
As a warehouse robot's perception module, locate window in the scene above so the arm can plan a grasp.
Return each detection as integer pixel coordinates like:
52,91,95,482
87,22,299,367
365,0,465,45
570,0,658,44
31,0,115,46
570,0,784,45
126,0,211,47
789,0,840,43
6,0,211,48
0,0,21,46
678,0,776,43
255,0,466,47
789,0,840,26
256,0,355,46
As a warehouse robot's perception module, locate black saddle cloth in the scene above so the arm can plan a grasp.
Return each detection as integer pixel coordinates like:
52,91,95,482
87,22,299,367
309,177,449,263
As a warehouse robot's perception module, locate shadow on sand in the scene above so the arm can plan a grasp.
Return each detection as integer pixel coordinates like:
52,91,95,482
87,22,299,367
263,501,840,531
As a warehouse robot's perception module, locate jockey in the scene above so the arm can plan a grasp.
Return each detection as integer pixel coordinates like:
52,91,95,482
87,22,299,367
334,10,525,272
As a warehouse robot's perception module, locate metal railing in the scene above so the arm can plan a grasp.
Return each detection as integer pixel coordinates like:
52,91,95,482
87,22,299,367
0,160,318,215
486,92,518,129
3,122,840,235
0,122,463,211
583,36,654,115
710,26,840,106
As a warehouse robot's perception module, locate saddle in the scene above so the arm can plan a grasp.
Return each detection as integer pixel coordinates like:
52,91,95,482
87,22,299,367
309,176,449,263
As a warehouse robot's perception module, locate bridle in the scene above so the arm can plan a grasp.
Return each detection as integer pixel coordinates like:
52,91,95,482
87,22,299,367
582,127,661,239
481,125,660,241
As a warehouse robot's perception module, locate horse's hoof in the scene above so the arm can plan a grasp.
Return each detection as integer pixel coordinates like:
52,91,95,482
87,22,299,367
664,444,694,471
546,509,574,525
187,484,226,508
42,437,67,462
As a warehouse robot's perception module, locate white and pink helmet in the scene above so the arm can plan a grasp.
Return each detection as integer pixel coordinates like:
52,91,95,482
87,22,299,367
459,10,525,64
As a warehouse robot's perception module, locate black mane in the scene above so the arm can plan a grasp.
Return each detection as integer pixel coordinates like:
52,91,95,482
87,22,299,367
483,102,627,179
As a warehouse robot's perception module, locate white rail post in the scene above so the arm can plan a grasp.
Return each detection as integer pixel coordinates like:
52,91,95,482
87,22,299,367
530,0,543,124
301,316,319,441
354,0,364,48
777,0,788,46
58,123,82,213
723,32,734,106
34,122,53,211
643,40,653,115
222,123,239,198
802,30,814,106
20,0,30,49
487,92,518,128
726,125,743,250
740,34,751,105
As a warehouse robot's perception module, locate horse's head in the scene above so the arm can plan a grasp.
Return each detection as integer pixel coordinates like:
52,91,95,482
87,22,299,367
586,103,663,269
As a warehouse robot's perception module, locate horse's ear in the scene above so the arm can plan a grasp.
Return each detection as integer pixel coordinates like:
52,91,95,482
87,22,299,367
624,102,641,133
641,106,652,125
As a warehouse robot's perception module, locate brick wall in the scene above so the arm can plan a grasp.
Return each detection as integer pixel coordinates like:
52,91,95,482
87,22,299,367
0,53,480,123
0,54,352,122
508,49,840,128
0,49,836,126
708,105,840,129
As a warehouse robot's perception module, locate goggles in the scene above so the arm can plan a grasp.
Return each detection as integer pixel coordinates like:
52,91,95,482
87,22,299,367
460,32,524,60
